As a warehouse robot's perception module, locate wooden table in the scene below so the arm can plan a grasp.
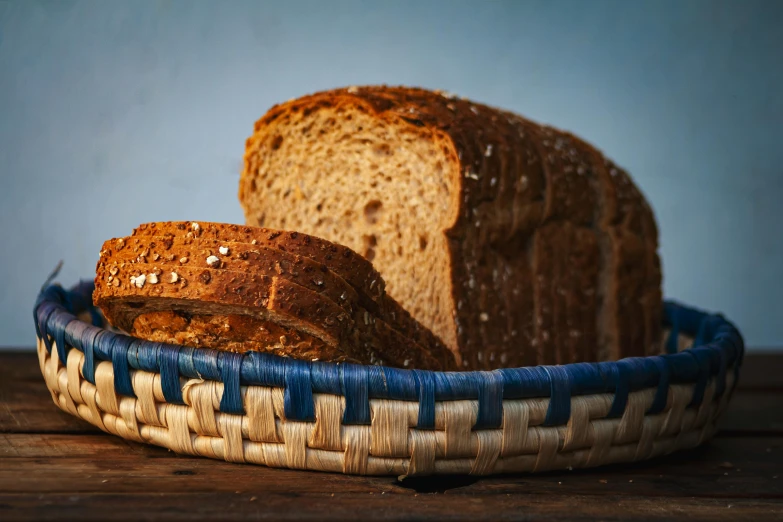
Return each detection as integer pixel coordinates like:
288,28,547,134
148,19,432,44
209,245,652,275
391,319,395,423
1,350,781,521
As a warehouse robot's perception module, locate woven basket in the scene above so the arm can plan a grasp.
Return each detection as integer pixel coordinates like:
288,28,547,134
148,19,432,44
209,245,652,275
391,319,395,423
33,280,744,476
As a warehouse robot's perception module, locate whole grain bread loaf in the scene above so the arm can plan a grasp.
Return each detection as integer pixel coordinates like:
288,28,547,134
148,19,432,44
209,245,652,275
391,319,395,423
239,86,662,369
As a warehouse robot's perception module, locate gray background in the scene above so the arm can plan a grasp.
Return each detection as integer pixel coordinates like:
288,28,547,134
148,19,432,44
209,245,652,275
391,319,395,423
1,0,781,351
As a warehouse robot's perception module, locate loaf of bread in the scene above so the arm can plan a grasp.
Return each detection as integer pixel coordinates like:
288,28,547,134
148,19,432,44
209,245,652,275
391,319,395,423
93,223,456,370
239,86,662,369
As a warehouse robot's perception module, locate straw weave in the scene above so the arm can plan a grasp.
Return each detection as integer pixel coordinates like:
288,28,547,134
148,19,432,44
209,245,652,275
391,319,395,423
37,336,733,476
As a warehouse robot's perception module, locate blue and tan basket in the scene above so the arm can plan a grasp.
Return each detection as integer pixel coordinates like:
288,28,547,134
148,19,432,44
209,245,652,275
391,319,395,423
34,280,744,476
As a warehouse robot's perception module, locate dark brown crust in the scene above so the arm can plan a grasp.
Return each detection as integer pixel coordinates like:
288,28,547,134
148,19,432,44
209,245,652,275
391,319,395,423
132,222,385,302
94,261,452,370
242,86,662,367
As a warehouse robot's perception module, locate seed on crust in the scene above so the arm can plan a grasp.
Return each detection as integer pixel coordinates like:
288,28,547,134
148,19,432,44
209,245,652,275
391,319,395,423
130,274,146,288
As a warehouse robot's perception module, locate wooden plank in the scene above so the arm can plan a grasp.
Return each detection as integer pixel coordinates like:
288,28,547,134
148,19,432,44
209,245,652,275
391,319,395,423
0,434,154,458
719,391,783,434
0,435,780,497
0,351,100,433
0,372,101,434
1,492,781,521
0,352,44,381
736,353,783,390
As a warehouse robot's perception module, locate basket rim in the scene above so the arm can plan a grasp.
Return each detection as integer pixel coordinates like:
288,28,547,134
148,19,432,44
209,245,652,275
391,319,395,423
33,280,744,428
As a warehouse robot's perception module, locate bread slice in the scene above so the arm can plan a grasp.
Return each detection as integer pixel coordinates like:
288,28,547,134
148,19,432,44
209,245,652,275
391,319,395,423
239,86,662,368
95,260,453,370
124,224,451,363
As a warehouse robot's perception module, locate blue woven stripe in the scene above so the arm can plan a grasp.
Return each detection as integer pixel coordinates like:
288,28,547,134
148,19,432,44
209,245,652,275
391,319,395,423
80,327,100,385
370,366,417,400
413,370,436,429
499,366,551,398
714,322,744,395
51,312,72,364
135,340,161,373
567,362,612,395
687,346,714,408
110,335,136,397
694,317,709,348
341,364,370,425
647,356,670,414
284,358,314,421
663,351,700,382
311,361,341,395
33,300,48,340
61,316,86,356
474,371,504,429
219,352,245,415
543,366,570,426
39,310,55,353
35,303,58,352
607,360,631,418
127,336,142,371
174,347,198,379
159,344,184,404
243,352,286,387
432,371,482,400
176,346,219,382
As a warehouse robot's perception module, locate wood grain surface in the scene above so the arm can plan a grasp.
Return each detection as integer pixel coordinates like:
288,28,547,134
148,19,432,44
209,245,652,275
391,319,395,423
1,350,781,521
